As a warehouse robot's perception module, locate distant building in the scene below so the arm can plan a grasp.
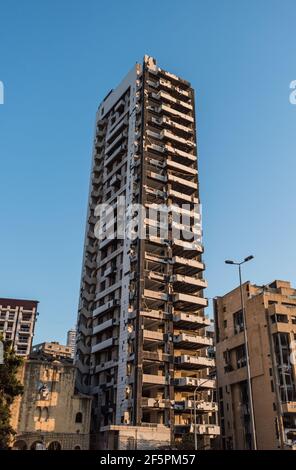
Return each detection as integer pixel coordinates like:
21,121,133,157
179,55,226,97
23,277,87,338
214,280,296,450
66,328,76,358
10,352,92,450
0,298,38,356
32,341,72,360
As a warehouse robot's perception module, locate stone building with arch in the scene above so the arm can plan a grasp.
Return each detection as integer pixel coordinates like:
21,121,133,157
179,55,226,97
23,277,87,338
10,352,92,450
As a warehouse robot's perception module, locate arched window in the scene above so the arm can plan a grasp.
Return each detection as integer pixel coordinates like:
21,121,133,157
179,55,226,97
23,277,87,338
75,412,83,423
74,445,81,450
13,440,27,450
48,441,61,450
31,441,45,450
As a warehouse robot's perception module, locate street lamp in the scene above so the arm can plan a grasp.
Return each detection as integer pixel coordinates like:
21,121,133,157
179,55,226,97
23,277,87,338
193,379,213,450
224,255,257,450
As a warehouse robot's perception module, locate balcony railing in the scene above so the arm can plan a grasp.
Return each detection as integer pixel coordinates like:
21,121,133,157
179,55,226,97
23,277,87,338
173,333,213,349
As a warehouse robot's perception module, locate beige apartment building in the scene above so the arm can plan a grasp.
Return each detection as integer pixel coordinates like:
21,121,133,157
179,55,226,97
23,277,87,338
75,56,219,449
32,341,73,359
0,298,38,356
214,280,296,450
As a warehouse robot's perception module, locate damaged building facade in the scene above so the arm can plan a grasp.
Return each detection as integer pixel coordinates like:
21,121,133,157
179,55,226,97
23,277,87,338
75,56,219,449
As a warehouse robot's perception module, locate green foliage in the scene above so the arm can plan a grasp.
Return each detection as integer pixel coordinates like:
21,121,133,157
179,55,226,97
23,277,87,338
0,334,24,449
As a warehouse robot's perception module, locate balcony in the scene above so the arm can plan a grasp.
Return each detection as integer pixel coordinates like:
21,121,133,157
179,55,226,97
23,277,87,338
142,374,168,385
172,255,204,273
93,318,117,335
174,400,218,412
173,333,213,349
143,289,168,302
282,402,296,414
174,377,215,390
143,351,170,362
147,170,167,183
141,397,171,409
106,115,128,142
167,158,197,175
105,143,127,167
93,299,120,318
156,91,193,112
150,115,193,137
193,424,220,436
76,339,91,355
105,130,127,155
171,274,207,290
103,265,117,277
168,174,196,194
160,103,194,123
173,292,208,310
94,359,118,374
143,330,164,342
173,312,210,330
168,188,198,204
140,309,167,321
172,239,203,254
175,355,215,369
91,337,116,354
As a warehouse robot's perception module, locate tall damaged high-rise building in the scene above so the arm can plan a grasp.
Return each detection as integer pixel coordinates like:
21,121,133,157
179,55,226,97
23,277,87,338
75,56,219,449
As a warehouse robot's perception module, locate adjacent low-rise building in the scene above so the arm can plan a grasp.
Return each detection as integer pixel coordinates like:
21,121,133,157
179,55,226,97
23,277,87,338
214,280,296,450
32,341,73,360
10,351,92,450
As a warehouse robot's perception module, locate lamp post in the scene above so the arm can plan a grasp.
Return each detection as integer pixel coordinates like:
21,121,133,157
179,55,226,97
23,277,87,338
193,378,213,450
224,255,257,450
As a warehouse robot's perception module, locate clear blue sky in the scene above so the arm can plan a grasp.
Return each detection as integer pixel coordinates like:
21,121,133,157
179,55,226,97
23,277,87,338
0,0,295,344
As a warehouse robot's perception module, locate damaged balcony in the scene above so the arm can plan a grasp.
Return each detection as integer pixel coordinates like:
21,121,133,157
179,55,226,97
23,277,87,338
104,143,127,167
175,355,215,369
150,115,193,137
143,329,164,343
93,299,120,318
143,289,168,302
172,256,204,275
171,274,207,293
172,240,203,257
167,158,197,176
91,337,117,354
174,400,218,412
105,129,128,155
142,374,168,385
140,309,167,321
160,103,194,123
141,397,171,409
173,292,207,311
193,424,220,436
173,312,211,330
174,377,216,390
93,318,118,335
153,90,193,112
168,173,196,195
160,129,195,149
173,333,213,349
168,188,199,205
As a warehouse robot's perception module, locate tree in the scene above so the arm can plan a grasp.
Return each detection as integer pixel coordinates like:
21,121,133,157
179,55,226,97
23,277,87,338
0,335,24,449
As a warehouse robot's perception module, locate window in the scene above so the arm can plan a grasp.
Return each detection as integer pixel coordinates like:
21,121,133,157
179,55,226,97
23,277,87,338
75,412,83,423
236,344,247,369
47,441,61,451
233,310,244,334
